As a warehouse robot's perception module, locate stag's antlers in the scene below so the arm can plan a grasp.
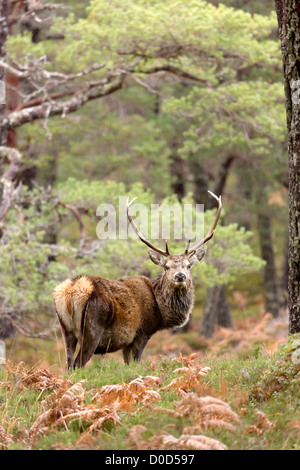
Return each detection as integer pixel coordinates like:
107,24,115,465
126,190,222,257
126,197,170,256
184,190,222,256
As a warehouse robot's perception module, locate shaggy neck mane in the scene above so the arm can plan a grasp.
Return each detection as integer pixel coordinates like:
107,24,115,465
151,274,194,329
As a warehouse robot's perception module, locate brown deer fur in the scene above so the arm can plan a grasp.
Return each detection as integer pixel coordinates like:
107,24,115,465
53,249,206,369
54,192,222,369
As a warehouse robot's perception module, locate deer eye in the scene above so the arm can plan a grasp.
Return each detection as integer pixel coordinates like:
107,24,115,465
165,264,170,270
187,263,191,269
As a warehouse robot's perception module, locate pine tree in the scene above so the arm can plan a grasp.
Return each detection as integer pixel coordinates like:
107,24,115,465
275,0,300,334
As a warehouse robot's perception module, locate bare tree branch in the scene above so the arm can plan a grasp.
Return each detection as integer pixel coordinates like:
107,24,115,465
55,200,86,241
0,145,22,163
0,311,58,339
0,160,22,221
2,74,125,130
1,59,212,132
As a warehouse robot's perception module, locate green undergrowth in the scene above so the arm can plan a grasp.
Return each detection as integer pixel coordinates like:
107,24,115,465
0,336,299,450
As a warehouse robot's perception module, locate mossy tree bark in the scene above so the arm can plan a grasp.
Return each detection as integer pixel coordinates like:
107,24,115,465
275,0,300,334
0,0,8,146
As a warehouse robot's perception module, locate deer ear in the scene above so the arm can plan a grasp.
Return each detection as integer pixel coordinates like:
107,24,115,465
189,246,207,266
148,250,166,266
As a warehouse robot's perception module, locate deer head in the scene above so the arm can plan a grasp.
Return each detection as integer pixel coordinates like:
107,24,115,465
126,191,222,290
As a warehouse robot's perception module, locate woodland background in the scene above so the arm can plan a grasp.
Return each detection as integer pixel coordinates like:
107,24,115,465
0,0,299,451
0,0,288,356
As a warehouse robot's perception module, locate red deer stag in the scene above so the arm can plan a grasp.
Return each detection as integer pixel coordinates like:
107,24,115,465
53,191,222,369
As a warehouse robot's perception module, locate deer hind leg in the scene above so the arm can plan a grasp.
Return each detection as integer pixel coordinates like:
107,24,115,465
73,313,106,369
74,324,105,368
57,313,78,371
132,334,149,362
73,299,108,369
122,343,133,365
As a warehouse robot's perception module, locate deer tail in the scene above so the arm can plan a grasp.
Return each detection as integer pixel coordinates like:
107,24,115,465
53,276,94,319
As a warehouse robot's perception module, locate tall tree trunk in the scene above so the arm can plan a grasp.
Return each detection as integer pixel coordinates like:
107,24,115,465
190,159,209,207
0,1,21,220
170,155,186,201
0,0,13,339
275,0,300,334
256,192,279,318
279,232,288,311
211,155,235,203
0,0,8,147
200,285,232,338
236,163,253,231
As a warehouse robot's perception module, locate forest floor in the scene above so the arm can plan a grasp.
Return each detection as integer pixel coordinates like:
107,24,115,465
0,308,299,451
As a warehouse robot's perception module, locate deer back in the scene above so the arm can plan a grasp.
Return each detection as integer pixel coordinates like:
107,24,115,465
53,274,162,348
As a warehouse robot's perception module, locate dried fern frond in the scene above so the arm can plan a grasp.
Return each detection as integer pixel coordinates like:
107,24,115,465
128,425,227,450
154,393,240,435
29,382,86,440
176,394,239,421
29,379,121,441
162,364,211,394
286,421,300,437
93,376,162,411
54,405,121,433
245,409,275,436
254,410,275,429
183,419,237,434
138,375,162,388
5,360,73,392
175,352,202,366
173,434,227,451
0,425,14,449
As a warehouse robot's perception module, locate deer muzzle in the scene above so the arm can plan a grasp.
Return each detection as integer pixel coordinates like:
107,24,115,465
174,272,187,283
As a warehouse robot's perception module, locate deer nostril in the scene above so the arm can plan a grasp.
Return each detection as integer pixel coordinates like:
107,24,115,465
175,272,186,282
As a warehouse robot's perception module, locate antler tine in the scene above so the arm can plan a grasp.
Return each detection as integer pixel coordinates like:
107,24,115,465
126,197,170,257
186,190,222,256
184,239,191,255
